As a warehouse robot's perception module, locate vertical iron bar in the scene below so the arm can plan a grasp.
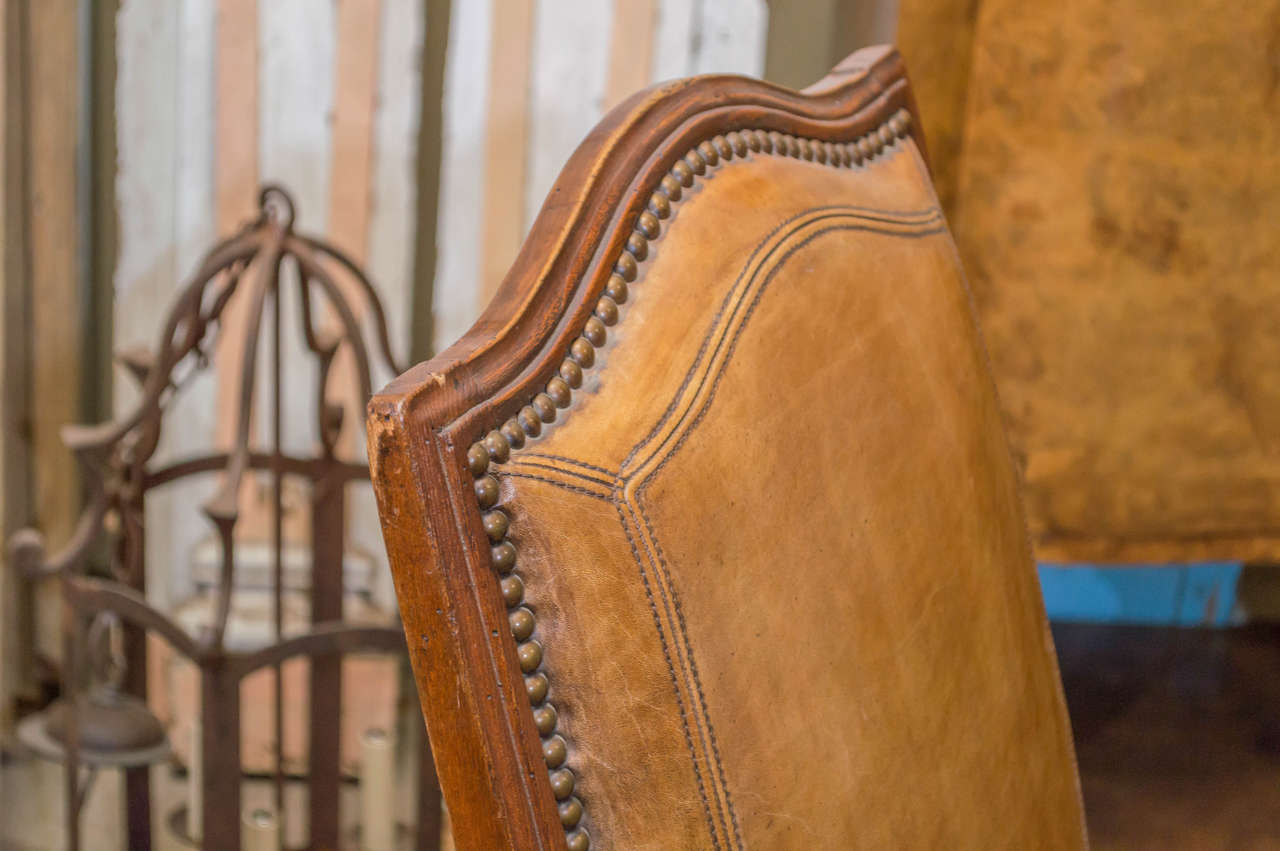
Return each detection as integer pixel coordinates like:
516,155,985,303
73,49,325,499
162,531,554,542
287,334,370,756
123,489,151,849
271,255,285,828
62,598,81,851
201,660,241,850
309,465,343,848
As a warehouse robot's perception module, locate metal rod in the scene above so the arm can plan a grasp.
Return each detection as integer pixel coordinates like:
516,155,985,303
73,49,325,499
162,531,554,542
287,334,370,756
62,604,82,851
271,250,285,826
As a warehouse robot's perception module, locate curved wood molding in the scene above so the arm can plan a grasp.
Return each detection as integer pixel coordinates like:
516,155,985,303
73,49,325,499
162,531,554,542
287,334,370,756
368,45,927,850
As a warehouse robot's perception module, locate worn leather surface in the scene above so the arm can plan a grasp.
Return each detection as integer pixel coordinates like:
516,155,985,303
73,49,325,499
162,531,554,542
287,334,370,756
493,138,1087,848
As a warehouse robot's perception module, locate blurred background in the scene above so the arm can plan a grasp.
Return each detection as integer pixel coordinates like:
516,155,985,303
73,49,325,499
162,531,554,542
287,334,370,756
0,0,1276,848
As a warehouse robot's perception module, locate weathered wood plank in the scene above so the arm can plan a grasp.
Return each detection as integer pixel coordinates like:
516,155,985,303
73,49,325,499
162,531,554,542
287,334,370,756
0,0,33,729
480,0,533,303
603,0,656,109
28,0,81,665
367,0,424,367
688,0,768,76
524,0,614,228
433,0,491,350
212,0,260,453
361,0,426,612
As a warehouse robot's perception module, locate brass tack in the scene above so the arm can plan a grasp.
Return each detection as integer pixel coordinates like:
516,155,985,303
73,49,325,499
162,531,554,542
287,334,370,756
879,124,895,147
548,766,574,799
858,136,875,159
583,316,607,347
753,129,770,151
637,210,660,239
712,135,732,159
482,510,509,542
684,150,706,174
614,251,637,281
745,129,762,152
560,358,584,388
500,574,525,608
847,142,863,165
813,141,828,164
542,734,567,767
897,109,912,131
491,540,516,572
605,274,628,305
483,429,510,463
534,703,559,736
532,393,556,423
566,829,590,851
474,475,499,509
889,113,906,137
626,232,648,261
829,143,844,167
570,338,595,368
518,640,543,673
559,797,583,828
595,296,619,326
547,376,572,407
784,134,801,157
466,443,490,477
501,418,526,449
797,138,813,160
648,192,671,219
670,159,694,187
526,672,549,704
659,174,682,202
510,606,535,640
727,130,748,156
518,406,542,437
697,140,719,166
766,131,785,153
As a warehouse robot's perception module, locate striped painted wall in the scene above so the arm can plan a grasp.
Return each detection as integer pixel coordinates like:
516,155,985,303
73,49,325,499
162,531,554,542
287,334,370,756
113,0,769,608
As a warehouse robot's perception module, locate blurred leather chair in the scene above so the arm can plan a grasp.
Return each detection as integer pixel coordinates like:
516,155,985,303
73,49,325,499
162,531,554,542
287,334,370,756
368,45,1087,850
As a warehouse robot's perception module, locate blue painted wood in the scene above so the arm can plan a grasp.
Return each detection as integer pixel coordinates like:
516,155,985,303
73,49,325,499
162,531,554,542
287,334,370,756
1037,563,1243,626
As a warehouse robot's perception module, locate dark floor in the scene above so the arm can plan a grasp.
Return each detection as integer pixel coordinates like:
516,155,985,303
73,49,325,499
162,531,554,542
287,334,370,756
1054,623,1280,849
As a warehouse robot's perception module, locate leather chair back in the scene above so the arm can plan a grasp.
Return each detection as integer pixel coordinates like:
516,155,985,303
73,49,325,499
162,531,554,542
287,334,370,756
370,45,1087,850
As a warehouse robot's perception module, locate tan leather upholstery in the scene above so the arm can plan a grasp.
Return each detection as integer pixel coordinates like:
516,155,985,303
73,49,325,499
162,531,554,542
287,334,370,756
370,46,1087,850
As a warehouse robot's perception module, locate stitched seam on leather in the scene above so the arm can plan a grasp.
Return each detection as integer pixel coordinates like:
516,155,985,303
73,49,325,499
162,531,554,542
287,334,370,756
628,210,945,478
501,471,615,502
616,475,737,847
503,458,619,490
615,499,725,850
463,114,919,851
626,216,948,848
633,491,744,846
618,204,941,471
516,452,619,477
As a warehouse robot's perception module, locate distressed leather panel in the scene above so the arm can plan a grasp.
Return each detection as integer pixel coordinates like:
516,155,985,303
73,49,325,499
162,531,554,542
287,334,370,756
497,142,1086,849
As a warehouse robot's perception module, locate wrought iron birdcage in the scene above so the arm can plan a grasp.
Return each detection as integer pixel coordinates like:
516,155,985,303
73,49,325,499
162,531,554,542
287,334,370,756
9,186,441,850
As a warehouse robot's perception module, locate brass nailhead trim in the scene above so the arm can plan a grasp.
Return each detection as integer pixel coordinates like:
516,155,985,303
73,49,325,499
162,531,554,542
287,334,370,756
463,108,912,850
